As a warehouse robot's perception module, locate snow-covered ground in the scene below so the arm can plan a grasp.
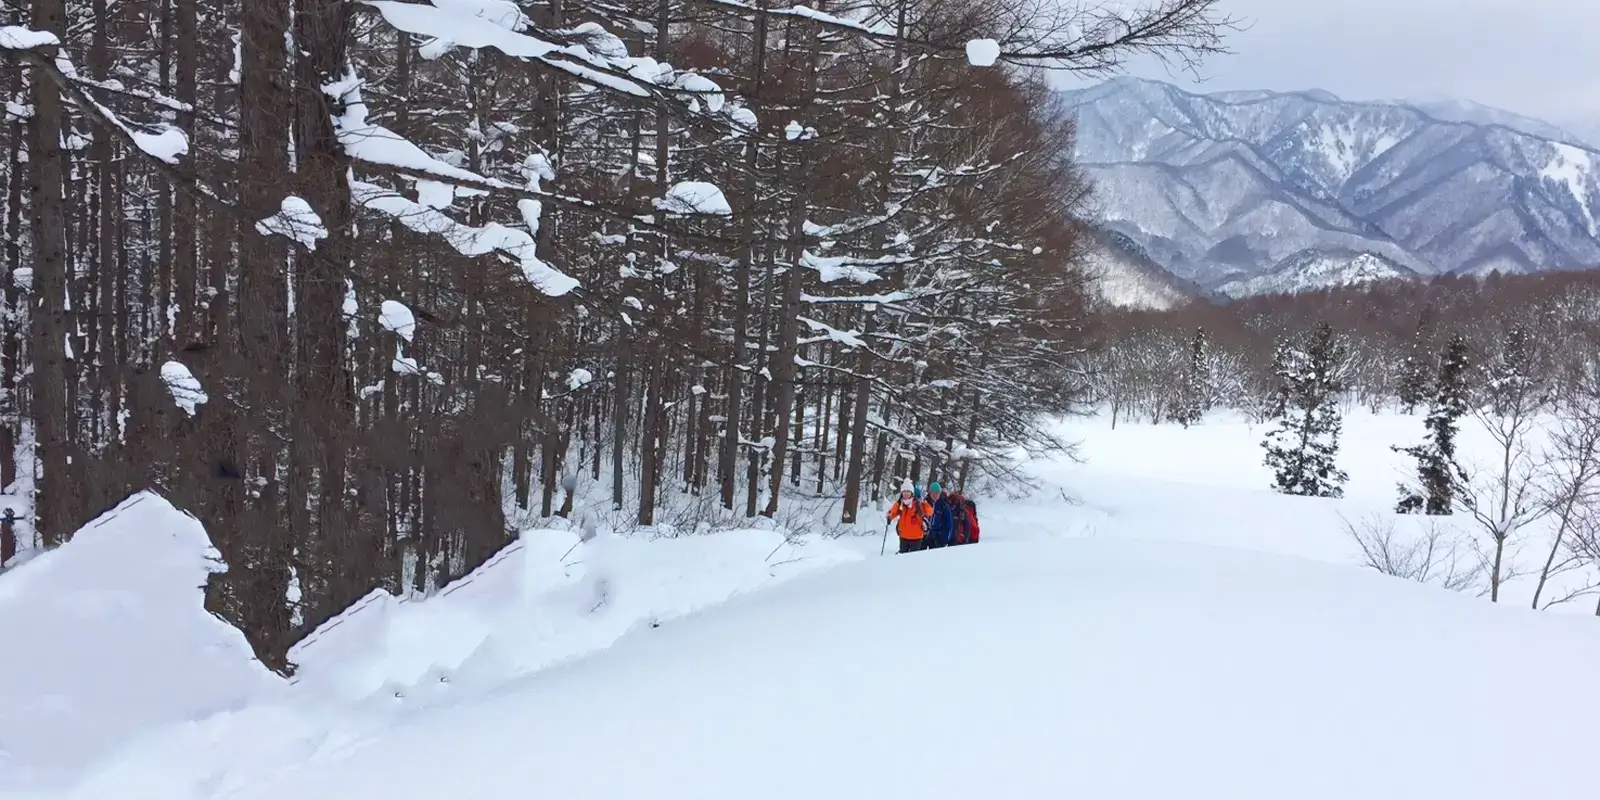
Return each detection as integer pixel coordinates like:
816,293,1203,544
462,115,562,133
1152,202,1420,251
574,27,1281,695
3,410,1597,799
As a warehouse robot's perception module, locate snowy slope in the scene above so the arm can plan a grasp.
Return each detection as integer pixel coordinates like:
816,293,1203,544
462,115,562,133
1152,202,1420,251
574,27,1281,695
147,537,1600,800
11,412,1600,800
1085,227,1201,309
1061,77,1600,290
1,498,861,797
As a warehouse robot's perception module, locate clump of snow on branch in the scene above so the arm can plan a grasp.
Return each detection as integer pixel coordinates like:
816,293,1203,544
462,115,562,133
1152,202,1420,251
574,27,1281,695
726,105,758,131
784,120,818,141
365,0,739,122
755,3,897,35
321,70,577,296
160,361,208,416
658,181,732,216
41,45,189,163
673,73,726,113
379,300,417,341
352,181,578,296
800,250,882,283
567,368,594,391
799,317,866,349
517,199,542,237
966,39,1001,67
325,70,499,187
558,21,629,59
416,180,455,209
391,345,443,385
0,26,60,50
255,196,328,250
520,153,555,190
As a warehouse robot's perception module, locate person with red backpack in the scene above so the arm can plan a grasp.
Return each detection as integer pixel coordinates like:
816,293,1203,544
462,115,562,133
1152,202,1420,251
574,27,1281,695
949,491,980,545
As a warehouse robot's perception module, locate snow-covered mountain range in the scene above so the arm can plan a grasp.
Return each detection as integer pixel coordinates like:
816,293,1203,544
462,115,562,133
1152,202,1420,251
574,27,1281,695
1062,78,1600,298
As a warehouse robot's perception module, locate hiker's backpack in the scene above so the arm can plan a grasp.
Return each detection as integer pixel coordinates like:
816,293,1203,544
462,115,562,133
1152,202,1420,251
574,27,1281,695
964,498,980,542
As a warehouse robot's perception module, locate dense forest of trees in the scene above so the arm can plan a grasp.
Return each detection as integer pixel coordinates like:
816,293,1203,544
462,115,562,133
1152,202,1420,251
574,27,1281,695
0,0,1232,669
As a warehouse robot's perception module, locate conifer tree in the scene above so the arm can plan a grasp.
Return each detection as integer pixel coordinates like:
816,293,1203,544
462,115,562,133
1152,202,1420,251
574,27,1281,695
1262,322,1349,498
1395,333,1470,514
1172,327,1211,428
1397,306,1435,414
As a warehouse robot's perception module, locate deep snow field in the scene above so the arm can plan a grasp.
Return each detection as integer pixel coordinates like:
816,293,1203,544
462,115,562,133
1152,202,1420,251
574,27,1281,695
2,410,1597,799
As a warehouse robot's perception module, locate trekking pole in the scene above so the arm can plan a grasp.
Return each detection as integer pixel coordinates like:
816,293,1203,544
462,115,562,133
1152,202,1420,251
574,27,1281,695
880,518,892,556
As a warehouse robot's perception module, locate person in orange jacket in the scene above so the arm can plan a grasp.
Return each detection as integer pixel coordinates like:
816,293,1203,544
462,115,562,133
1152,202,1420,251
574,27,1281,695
887,479,932,553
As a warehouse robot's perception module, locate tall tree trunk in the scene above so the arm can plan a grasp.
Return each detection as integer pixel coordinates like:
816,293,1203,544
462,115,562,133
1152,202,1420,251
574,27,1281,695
27,0,78,547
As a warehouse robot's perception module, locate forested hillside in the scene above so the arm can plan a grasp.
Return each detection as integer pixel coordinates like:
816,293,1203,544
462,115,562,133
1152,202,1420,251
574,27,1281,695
0,0,1231,669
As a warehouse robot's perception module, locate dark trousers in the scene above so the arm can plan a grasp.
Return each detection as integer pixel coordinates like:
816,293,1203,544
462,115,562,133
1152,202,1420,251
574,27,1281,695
898,536,926,554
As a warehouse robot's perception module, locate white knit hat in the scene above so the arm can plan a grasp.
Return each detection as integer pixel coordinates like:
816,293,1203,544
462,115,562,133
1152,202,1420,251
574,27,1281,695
900,479,914,492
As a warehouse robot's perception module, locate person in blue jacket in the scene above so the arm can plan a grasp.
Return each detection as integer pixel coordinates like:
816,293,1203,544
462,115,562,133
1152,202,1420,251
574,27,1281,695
923,482,955,548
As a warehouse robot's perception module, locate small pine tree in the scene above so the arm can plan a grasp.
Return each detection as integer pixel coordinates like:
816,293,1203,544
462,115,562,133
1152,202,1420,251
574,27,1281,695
1262,322,1350,498
1397,307,1435,413
1172,327,1212,428
1395,333,1470,514
1481,324,1543,415
1396,353,1432,414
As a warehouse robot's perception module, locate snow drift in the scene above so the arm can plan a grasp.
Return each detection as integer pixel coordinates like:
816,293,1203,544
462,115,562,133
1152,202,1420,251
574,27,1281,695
0,494,281,792
1,493,860,798
226,538,1600,800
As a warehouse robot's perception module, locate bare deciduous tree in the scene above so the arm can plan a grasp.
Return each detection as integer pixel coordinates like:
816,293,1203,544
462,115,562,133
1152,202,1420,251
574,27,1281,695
1341,512,1483,594
1533,365,1600,610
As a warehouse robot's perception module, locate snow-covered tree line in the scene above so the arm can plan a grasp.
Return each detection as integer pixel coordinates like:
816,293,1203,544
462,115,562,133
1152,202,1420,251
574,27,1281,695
0,0,1232,667
1091,271,1600,424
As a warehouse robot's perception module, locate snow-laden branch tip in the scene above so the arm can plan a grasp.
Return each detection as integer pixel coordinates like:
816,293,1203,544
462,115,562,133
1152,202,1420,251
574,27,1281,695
801,290,912,305
255,196,328,250
327,70,505,188
0,26,60,50
658,182,732,216
353,181,578,297
392,344,444,384
380,300,417,341
5,34,194,171
784,120,818,141
160,361,208,416
361,1,747,127
322,73,577,296
800,250,883,284
799,317,867,349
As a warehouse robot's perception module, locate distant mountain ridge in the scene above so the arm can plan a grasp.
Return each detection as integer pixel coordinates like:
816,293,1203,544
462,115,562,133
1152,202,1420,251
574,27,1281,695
1062,78,1600,299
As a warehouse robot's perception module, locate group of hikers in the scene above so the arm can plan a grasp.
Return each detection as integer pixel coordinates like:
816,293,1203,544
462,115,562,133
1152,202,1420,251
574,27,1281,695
886,479,981,553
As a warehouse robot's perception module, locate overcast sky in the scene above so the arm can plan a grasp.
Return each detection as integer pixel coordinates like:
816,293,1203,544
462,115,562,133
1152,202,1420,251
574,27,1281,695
1059,0,1600,134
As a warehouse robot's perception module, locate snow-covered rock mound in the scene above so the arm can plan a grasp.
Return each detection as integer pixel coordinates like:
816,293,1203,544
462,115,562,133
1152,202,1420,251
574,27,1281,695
227,537,1598,800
